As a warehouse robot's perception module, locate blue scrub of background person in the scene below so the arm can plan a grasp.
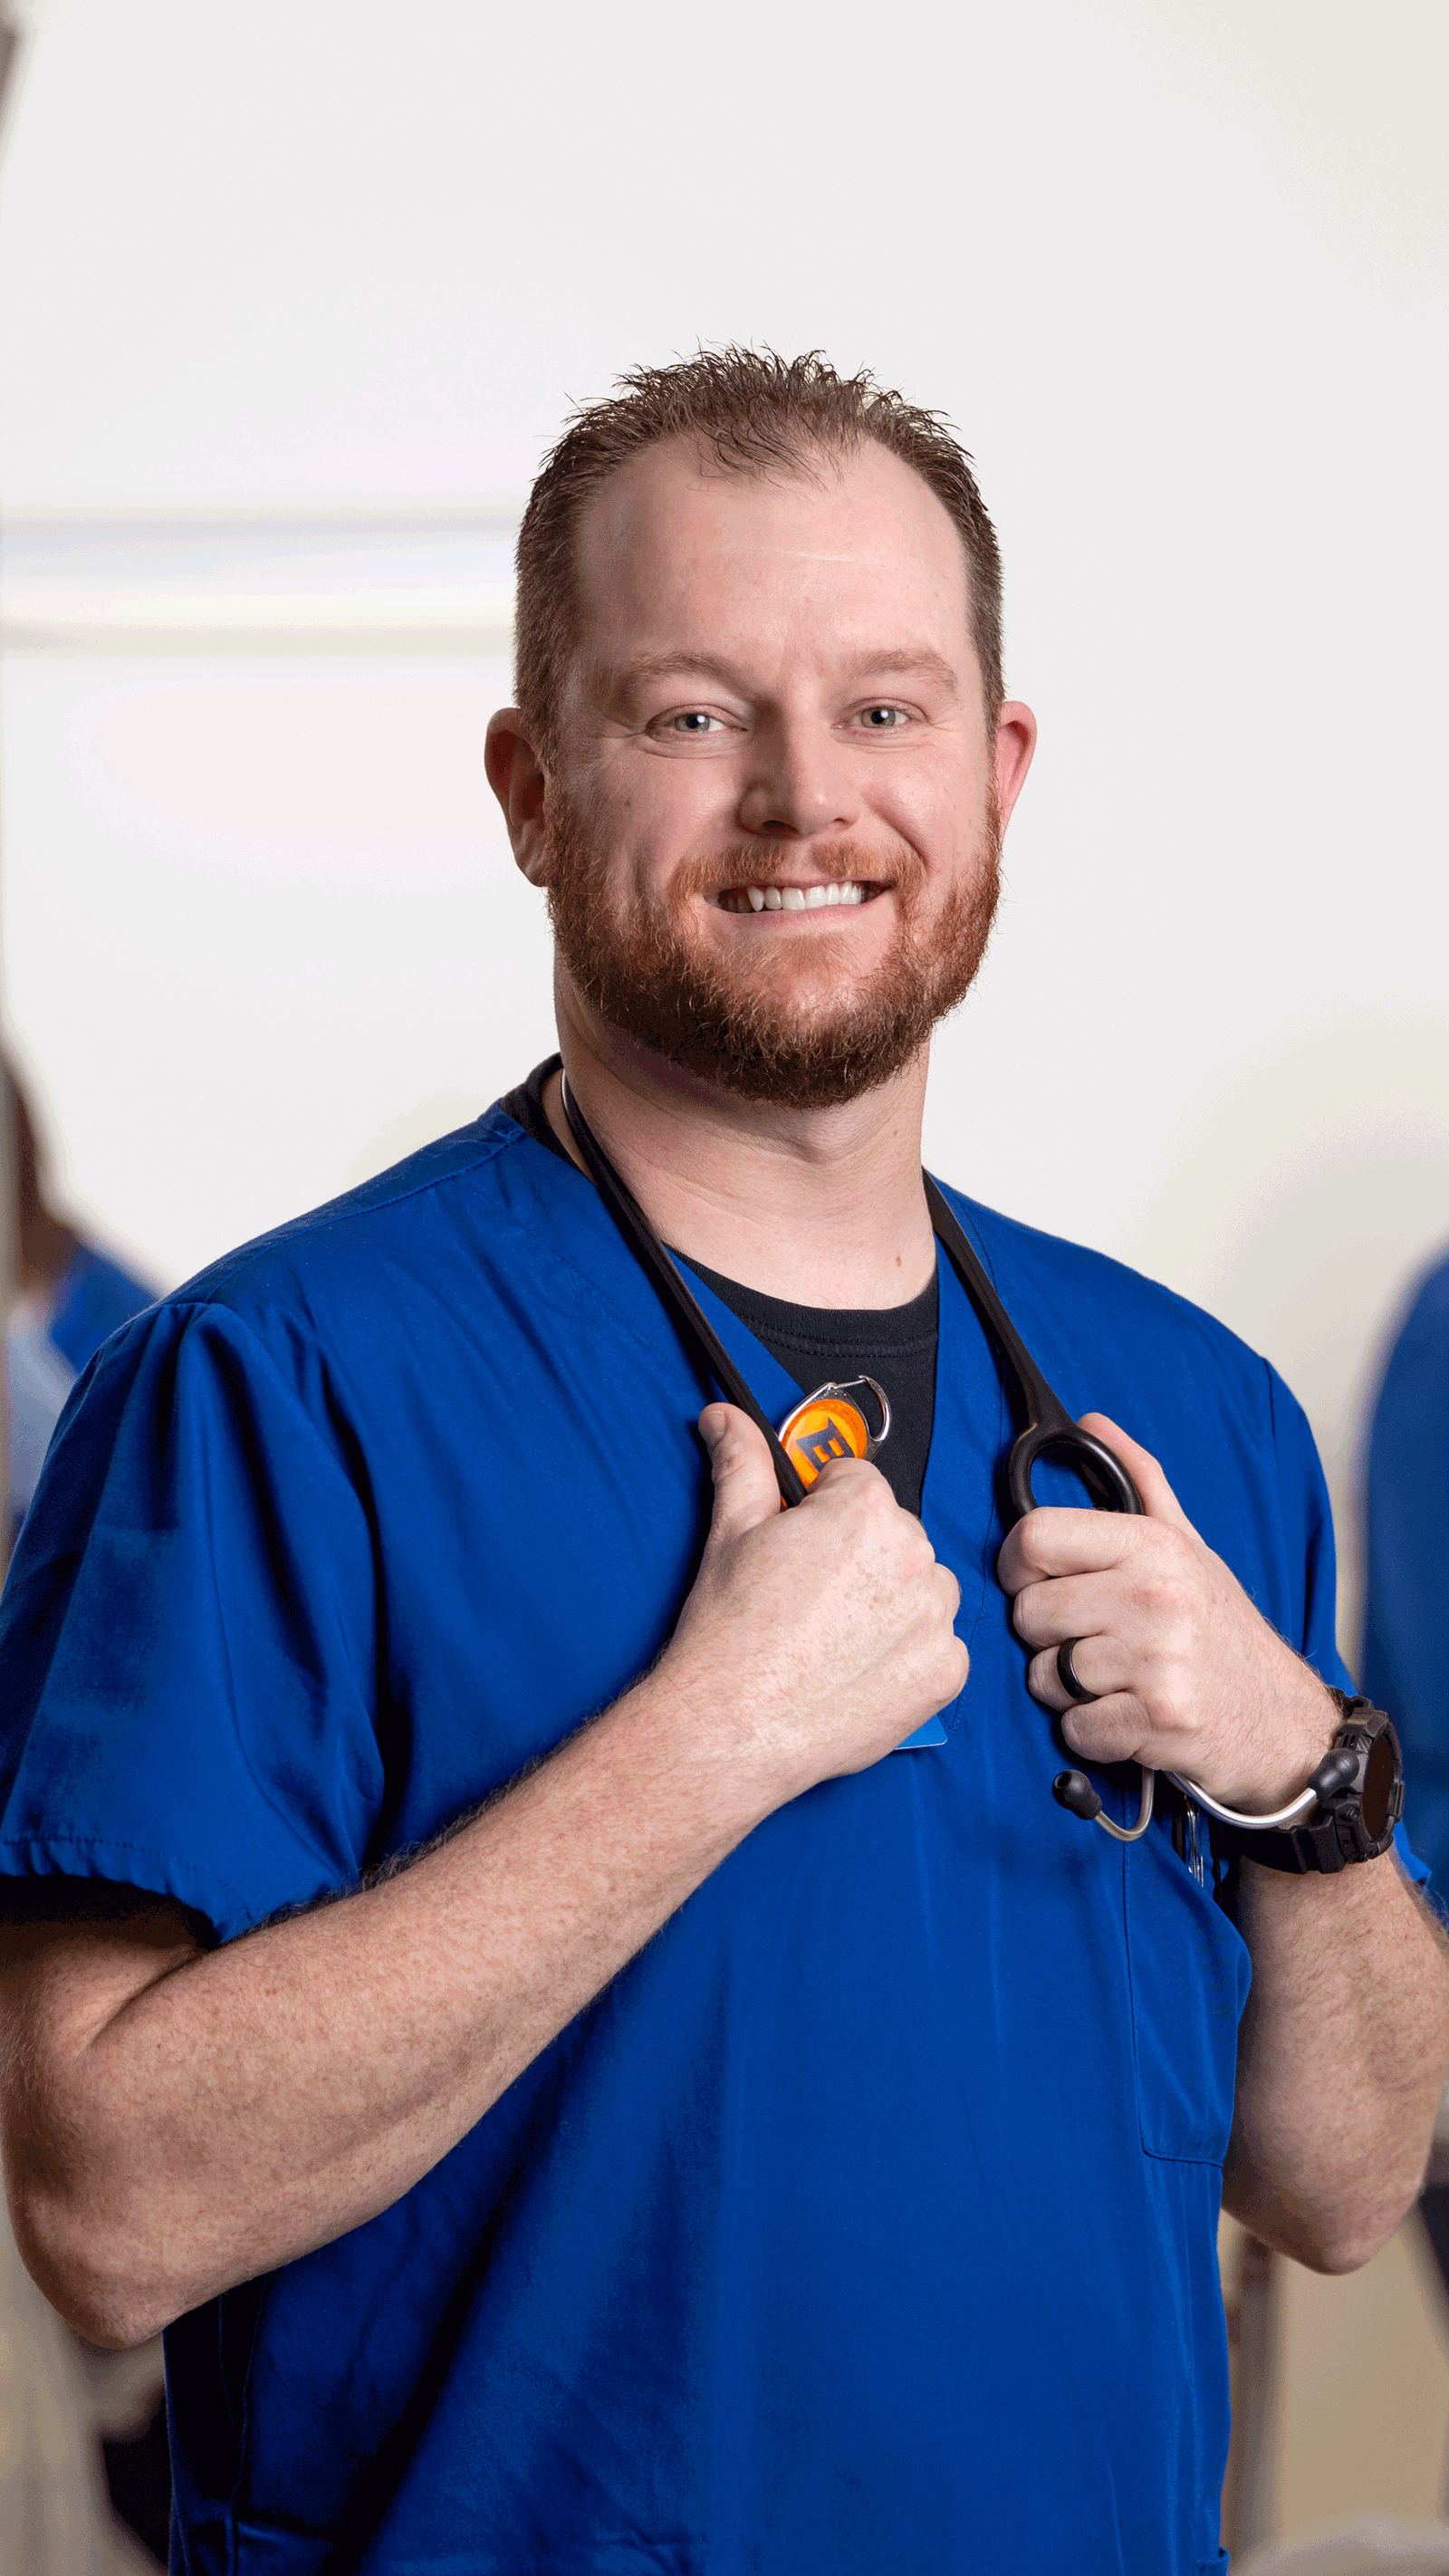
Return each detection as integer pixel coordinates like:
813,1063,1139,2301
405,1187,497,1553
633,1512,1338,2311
1361,1248,1449,1892
4,1062,154,1537
1360,1250,1449,2336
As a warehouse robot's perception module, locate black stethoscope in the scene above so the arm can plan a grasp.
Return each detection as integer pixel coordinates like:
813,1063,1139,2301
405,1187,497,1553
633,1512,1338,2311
561,1078,1338,1855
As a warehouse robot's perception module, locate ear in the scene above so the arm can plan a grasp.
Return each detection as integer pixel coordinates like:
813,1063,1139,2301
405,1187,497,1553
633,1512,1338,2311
993,700,1037,832
485,709,552,886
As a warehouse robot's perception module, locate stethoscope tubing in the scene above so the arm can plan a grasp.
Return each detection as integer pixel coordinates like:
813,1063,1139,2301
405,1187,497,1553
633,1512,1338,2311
561,1077,808,1505
561,1079,1303,1845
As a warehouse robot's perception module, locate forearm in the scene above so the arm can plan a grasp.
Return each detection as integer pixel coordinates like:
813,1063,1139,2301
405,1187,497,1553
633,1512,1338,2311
5,1418,965,2349
5,1673,772,2348
1223,1853,1449,2271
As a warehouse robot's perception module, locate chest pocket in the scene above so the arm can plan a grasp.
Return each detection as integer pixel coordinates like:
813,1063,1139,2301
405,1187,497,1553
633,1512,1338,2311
1123,1823,1252,2163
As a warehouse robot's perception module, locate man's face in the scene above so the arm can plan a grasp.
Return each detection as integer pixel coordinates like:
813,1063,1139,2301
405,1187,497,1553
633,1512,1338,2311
530,437,1031,1108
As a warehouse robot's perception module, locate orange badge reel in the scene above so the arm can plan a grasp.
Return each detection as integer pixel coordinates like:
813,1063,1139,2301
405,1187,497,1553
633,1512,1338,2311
777,1378,891,1492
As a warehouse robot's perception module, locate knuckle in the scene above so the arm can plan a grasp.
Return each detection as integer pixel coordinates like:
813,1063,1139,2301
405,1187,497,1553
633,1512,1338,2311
1011,1582,1045,1644
1014,1519,1051,1577
1129,1539,1184,1610
1151,1676,1192,1735
1063,1697,1136,1765
1153,1527,1195,1588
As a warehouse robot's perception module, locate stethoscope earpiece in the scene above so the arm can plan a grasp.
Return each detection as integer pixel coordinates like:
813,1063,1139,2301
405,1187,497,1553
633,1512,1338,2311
1054,1764,1156,1843
1052,1770,1103,1823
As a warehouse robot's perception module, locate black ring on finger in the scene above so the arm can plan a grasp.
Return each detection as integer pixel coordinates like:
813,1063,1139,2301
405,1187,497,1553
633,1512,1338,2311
1057,1638,1096,1704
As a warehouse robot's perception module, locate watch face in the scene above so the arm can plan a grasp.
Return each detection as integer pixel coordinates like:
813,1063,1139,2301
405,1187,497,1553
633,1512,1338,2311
1362,1730,1397,1840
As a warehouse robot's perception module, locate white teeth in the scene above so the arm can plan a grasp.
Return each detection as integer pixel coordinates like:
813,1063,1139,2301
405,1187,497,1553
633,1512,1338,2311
733,879,868,913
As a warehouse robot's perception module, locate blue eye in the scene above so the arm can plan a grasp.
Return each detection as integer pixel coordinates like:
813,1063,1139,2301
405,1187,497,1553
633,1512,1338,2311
859,706,907,729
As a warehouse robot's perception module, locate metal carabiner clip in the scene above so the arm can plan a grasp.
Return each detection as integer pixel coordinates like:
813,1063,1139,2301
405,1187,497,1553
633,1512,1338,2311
777,1378,891,1493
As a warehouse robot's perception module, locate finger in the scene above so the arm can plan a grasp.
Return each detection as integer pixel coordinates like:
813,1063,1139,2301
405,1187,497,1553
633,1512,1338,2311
933,1562,963,1623
1076,1414,1193,1534
1057,1691,1152,1769
1025,1637,1119,1713
697,1405,787,1539
809,1451,890,1499
1010,1572,1115,1650
996,1507,1140,1593
1023,1648,1150,1764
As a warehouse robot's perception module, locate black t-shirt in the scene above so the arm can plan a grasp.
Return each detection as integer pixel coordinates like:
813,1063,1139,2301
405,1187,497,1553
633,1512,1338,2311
500,1062,939,1515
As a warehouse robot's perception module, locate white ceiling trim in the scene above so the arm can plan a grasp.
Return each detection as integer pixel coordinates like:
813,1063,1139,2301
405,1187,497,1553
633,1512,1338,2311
0,511,518,655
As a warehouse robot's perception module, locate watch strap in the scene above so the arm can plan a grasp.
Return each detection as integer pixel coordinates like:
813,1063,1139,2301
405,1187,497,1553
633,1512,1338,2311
1212,1697,1404,1875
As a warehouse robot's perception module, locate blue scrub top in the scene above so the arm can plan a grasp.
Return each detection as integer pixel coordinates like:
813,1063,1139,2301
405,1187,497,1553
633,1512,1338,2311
7,1241,155,1530
0,1102,1372,2575
1361,1249,1449,1886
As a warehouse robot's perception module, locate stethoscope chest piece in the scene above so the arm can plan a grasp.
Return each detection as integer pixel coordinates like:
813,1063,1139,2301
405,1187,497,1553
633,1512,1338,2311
777,1377,891,1492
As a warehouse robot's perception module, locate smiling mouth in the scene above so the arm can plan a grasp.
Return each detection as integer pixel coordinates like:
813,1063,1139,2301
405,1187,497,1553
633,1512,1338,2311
714,880,877,914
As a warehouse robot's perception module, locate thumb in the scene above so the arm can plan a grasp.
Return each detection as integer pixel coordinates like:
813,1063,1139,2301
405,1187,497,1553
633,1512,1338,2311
1077,1412,1193,1533
698,1404,786,1541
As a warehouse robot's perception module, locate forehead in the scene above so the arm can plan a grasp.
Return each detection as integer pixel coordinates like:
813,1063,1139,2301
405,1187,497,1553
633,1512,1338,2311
570,435,974,683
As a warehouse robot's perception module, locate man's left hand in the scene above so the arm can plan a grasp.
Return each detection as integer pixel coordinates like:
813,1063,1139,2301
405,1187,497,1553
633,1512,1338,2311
996,1415,1338,1813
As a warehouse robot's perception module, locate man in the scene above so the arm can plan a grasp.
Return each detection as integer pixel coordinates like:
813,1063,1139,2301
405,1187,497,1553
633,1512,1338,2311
0,350,1444,2575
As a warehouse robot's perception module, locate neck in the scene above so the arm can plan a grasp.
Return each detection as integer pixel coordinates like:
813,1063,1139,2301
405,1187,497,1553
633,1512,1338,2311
546,983,937,1309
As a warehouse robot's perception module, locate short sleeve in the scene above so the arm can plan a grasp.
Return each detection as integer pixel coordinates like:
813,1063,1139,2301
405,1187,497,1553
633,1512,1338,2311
1266,1360,1428,1890
0,1298,384,1943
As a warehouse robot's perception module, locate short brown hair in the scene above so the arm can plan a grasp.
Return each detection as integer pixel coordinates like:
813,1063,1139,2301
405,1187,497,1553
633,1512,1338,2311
513,348,1003,757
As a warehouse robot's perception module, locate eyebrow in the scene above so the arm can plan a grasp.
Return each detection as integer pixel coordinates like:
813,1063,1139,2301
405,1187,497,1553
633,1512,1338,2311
840,648,961,692
610,651,750,691
607,646,963,697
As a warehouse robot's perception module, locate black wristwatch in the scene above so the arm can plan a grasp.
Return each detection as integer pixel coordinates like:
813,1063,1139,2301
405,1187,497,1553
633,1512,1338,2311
1213,1694,1405,1875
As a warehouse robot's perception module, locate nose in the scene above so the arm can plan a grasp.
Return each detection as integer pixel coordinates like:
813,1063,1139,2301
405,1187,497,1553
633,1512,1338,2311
735,713,861,843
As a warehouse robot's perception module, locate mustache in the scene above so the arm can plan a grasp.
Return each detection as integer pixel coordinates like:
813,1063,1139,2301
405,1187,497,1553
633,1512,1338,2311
666,841,924,903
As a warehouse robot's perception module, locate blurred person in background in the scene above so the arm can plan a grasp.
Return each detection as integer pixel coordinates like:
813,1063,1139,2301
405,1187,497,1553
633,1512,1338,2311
1360,1248,1449,2315
1362,1252,1449,1890
5,1059,154,1540
0,352,1445,2575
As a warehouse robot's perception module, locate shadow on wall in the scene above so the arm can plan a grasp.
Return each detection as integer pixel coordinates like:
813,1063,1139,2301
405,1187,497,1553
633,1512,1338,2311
1121,1014,1449,1658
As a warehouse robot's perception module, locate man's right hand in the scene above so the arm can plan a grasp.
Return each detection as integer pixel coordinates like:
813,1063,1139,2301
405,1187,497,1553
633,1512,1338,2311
664,1404,968,1798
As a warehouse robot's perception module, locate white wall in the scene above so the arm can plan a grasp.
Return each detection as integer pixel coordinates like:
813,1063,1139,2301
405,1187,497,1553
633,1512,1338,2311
2,0,1446,1643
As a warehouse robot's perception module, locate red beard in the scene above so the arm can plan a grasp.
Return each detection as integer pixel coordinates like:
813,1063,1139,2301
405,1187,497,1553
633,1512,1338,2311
542,794,1002,1110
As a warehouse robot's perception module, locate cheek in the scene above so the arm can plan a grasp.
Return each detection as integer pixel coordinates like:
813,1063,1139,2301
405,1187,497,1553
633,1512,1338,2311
870,747,981,857
590,751,742,895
